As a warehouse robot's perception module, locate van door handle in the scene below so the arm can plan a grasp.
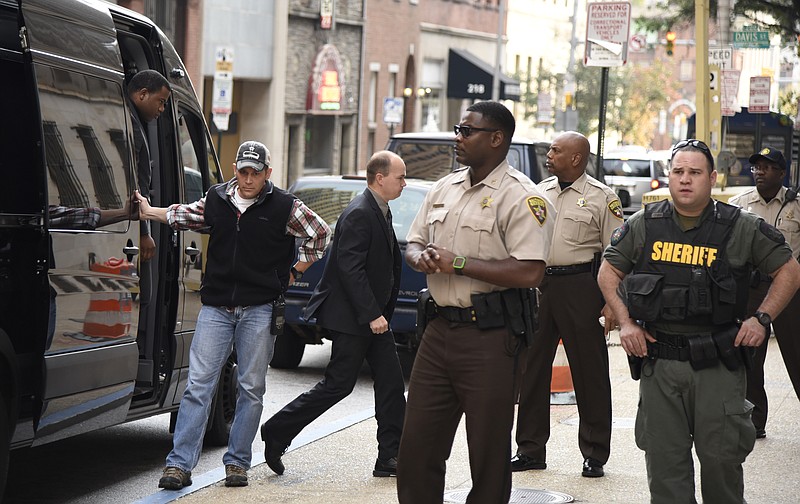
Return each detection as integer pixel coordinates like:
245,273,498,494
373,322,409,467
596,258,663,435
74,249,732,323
185,241,200,262
124,239,140,263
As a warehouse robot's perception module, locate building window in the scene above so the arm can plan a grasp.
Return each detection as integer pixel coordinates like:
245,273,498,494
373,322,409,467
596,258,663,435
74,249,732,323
679,60,693,82
368,70,379,125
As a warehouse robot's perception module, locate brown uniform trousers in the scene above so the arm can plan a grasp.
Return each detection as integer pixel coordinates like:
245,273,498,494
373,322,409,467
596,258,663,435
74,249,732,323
397,316,520,504
746,281,800,431
515,271,612,463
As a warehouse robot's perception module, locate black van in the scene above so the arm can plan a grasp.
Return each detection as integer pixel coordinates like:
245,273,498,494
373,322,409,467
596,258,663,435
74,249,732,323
0,0,231,495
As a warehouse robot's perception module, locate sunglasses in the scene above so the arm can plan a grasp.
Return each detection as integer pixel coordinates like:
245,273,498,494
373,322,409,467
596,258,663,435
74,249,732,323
672,139,714,168
454,124,499,138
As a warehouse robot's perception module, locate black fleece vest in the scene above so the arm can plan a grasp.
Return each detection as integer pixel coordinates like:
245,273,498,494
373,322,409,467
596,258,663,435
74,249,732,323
200,181,295,307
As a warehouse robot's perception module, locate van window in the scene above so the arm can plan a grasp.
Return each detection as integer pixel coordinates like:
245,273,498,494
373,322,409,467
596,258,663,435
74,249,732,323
177,107,222,203
37,65,132,232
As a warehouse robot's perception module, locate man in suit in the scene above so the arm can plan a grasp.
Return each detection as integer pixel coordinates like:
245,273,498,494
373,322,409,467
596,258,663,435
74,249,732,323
261,150,408,477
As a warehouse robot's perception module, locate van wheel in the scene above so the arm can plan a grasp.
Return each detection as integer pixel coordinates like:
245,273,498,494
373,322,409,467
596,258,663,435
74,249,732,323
205,352,237,446
0,397,9,500
270,328,305,369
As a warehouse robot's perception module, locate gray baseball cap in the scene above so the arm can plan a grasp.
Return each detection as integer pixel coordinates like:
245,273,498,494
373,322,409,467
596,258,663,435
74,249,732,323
235,140,271,172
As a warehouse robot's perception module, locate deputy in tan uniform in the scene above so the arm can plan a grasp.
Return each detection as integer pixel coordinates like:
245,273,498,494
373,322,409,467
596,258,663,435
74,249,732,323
728,146,800,439
396,101,554,504
512,131,622,478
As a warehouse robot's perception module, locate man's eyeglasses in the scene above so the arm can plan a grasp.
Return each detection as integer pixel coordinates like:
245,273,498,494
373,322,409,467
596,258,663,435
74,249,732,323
750,164,782,174
454,124,499,138
672,138,714,168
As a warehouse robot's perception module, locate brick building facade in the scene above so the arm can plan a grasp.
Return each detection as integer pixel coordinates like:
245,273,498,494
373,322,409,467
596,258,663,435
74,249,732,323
359,0,514,169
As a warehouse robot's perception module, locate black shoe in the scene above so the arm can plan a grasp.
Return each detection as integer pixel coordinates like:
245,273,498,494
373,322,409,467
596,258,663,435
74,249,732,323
158,466,192,490
756,428,767,439
582,457,604,478
510,453,547,472
261,423,287,475
373,456,398,477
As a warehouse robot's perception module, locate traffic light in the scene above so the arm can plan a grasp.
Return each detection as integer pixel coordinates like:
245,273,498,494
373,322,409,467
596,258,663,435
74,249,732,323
665,31,676,56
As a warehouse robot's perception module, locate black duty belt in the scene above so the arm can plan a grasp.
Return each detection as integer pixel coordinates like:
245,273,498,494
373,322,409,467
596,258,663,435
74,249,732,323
647,331,693,361
434,305,477,323
545,262,592,276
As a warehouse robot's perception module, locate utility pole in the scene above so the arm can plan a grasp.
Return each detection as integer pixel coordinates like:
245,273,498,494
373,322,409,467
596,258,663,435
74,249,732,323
695,0,710,143
492,0,506,101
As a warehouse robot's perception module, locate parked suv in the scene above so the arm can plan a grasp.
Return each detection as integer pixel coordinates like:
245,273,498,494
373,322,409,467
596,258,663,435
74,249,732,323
273,176,431,370
0,1,232,495
602,147,670,214
386,131,600,182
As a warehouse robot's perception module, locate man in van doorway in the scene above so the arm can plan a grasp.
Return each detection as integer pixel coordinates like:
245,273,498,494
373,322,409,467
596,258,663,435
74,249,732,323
136,140,330,489
127,69,171,343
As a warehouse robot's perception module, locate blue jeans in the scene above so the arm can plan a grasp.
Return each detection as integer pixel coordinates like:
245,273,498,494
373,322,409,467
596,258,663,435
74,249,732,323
166,303,274,471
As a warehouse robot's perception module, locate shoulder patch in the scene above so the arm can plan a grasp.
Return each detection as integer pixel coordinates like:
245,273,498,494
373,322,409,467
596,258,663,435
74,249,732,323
610,222,629,246
759,220,785,244
608,199,624,220
526,196,547,226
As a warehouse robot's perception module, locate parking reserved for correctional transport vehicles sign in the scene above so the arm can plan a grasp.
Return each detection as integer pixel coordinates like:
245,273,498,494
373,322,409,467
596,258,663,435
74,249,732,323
584,1,631,67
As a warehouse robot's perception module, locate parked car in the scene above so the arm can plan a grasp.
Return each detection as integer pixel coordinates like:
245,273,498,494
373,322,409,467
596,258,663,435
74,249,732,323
272,176,431,370
386,131,600,183
602,147,670,214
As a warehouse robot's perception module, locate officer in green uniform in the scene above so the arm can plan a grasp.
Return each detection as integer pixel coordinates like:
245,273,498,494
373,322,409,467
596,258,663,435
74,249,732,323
597,139,800,503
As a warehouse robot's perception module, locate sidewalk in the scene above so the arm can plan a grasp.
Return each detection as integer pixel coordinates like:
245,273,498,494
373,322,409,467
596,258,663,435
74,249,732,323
160,336,800,504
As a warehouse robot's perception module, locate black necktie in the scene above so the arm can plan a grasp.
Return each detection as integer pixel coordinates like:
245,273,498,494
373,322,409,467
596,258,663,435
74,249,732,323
386,207,395,247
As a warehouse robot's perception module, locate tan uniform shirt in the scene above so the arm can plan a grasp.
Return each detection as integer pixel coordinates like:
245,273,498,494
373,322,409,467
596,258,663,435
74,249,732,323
406,160,555,308
729,186,800,259
539,172,623,266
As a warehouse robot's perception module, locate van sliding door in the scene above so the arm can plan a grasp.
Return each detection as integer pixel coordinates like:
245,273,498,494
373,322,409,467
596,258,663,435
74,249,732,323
19,0,139,445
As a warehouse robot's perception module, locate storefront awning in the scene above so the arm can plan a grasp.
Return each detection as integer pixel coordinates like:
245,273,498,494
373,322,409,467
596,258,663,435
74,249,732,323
447,48,521,101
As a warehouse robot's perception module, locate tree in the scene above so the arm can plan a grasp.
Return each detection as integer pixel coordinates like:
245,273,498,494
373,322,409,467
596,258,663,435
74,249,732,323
608,62,675,146
571,62,675,144
514,66,559,123
778,88,799,119
636,0,800,50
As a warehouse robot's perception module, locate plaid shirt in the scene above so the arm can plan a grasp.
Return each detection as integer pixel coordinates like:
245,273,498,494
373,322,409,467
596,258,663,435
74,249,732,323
48,205,101,230
166,181,330,262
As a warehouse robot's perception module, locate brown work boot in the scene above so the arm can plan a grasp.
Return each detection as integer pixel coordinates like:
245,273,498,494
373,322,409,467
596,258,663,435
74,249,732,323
158,466,192,490
225,464,248,487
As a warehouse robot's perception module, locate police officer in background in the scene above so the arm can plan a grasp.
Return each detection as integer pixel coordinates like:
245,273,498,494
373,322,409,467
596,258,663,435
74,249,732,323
728,147,800,439
598,139,800,503
397,101,554,504
512,131,621,478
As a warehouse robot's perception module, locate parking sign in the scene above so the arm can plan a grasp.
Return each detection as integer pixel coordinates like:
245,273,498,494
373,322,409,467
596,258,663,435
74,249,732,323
585,2,631,67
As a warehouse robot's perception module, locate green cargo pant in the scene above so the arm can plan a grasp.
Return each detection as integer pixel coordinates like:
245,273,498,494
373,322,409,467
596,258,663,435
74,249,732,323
635,358,756,504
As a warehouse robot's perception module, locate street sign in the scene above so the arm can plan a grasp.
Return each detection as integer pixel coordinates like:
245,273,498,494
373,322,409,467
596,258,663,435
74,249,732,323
721,70,741,116
383,97,403,125
708,45,733,69
584,1,631,67
629,34,646,53
749,76,770,113
733,26,770,49
212,46,234,132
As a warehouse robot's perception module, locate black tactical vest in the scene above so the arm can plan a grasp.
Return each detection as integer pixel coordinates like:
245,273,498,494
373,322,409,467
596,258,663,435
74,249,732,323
623,200,750,327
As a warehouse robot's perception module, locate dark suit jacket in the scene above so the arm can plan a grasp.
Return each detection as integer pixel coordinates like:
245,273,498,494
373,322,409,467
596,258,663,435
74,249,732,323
303,189,401,337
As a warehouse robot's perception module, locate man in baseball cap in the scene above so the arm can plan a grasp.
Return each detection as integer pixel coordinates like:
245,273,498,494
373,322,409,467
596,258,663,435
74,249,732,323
236,140,271,172
748,146,787,170
136,138,331,490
